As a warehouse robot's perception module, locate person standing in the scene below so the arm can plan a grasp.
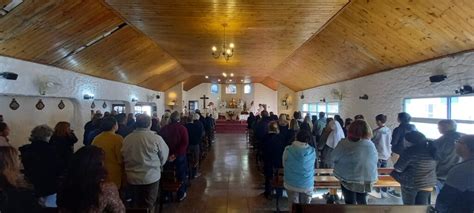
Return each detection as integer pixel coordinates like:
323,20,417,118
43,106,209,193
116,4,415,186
434,120,463,193
370,114,392,198
19,125,63,207
262,121,285,198
185,116,203,179
0,122,11,147
92,117,125,188
116,113,134,138
390,131,437,205
321,120,345,168
159,111,189,201
57,146,125,213
331,120,378,205
283,130,316,211
0,147,40,212
436,135,474,213
50,122,78,172
122,114,169,212
83,112,102,145
391,112,416,157
316,112,327,142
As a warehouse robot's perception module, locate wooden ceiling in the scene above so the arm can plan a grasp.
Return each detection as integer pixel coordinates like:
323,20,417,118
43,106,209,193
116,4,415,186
0,0,185,91
1,0,474,92
105,0,349,78
272,0,474,90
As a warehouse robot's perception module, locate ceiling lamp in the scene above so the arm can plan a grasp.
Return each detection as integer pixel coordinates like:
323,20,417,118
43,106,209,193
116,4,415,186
205,75,209,79
212,23,234,62
230,73,234,77
222,72,227,77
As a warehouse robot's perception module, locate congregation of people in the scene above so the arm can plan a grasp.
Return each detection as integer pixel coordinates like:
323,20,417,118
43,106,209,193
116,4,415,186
0,109,215,212
247,110,474,212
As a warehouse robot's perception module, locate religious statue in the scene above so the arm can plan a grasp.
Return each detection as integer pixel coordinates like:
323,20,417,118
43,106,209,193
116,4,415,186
238,99,244,110
229,98,237,108
243,101,247,112
220,100,227,108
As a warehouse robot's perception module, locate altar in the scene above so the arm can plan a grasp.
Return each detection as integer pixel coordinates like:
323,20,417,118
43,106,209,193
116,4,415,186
218,108,242,120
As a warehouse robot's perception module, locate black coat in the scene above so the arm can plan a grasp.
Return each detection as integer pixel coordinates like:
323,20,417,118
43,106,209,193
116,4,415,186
49,133,78,170
0,186,40,213
185,122,204,146
391,123,417,155
262,133,285,171
19,140,63,197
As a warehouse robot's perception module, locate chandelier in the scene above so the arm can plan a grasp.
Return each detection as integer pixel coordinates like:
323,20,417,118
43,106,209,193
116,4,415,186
212,23,234,62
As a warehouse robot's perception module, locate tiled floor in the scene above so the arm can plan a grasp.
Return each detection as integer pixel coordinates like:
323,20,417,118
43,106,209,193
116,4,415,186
161,133,403,213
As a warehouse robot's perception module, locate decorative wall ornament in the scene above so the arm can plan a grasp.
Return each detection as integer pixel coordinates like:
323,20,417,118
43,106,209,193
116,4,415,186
359,94,369,100
91,101,96,109
58,100,65,110
35,99,45,110
102,101,107,109
9,98,20,110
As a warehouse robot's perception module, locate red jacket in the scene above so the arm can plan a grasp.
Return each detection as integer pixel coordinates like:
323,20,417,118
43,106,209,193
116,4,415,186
159,122,189,156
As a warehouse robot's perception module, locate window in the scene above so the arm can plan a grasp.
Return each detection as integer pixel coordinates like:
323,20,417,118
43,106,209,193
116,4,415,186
211,84,219,94
134,105,152,116
404,96,474,139
225,84,237,94
244,84,251,94
112,104,126,113
301,102,340,118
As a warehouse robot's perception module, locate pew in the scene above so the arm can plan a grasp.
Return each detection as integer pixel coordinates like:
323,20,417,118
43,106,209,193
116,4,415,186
272,169,400,211
159,170,183,212
41,208,148,213
291,204,435,213
316,168,394,175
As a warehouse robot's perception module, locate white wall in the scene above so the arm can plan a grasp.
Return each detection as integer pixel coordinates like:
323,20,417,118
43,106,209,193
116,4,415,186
0,56,165,148
253,83,278,114
183,83,221,111
298,51,474,129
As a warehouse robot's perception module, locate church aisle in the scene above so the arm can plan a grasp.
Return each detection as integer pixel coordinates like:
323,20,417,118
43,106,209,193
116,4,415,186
161,133,282,213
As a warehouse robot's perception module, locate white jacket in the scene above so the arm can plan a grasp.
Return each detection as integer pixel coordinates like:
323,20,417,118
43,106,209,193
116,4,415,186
122,128,169,185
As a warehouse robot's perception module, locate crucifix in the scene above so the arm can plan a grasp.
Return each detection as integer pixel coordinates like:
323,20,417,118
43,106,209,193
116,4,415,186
200,95,209,109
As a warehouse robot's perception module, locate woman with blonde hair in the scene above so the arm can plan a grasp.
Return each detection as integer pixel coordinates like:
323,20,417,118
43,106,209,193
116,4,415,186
0,147,39,212
288,119,300,143
160,112,171,128
331,120,378,204
278,114,290,145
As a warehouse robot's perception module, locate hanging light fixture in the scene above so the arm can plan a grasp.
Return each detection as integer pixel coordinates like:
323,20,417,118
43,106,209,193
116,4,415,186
212,23,234,62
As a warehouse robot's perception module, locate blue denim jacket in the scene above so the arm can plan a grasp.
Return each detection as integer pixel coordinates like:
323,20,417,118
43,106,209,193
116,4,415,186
332,139,378,183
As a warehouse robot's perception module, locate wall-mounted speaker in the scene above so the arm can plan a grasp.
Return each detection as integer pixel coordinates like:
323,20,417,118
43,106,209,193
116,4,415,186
0,72,18,80
156,95,160,99
429,74,447,83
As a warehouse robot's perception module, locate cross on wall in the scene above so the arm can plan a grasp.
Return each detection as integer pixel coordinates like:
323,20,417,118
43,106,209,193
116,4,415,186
200,95,209,109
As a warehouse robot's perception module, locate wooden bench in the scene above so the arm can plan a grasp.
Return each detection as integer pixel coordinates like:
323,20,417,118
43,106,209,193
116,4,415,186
291,204,435,213
41,208,148,213
316,168,394,175
159,170,183,212
272,169,400,211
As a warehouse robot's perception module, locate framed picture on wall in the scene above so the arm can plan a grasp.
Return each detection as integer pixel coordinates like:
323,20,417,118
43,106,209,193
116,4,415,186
225,84,237,94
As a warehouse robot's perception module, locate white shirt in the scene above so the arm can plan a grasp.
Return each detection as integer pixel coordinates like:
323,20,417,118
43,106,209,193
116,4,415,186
122,128,169,185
